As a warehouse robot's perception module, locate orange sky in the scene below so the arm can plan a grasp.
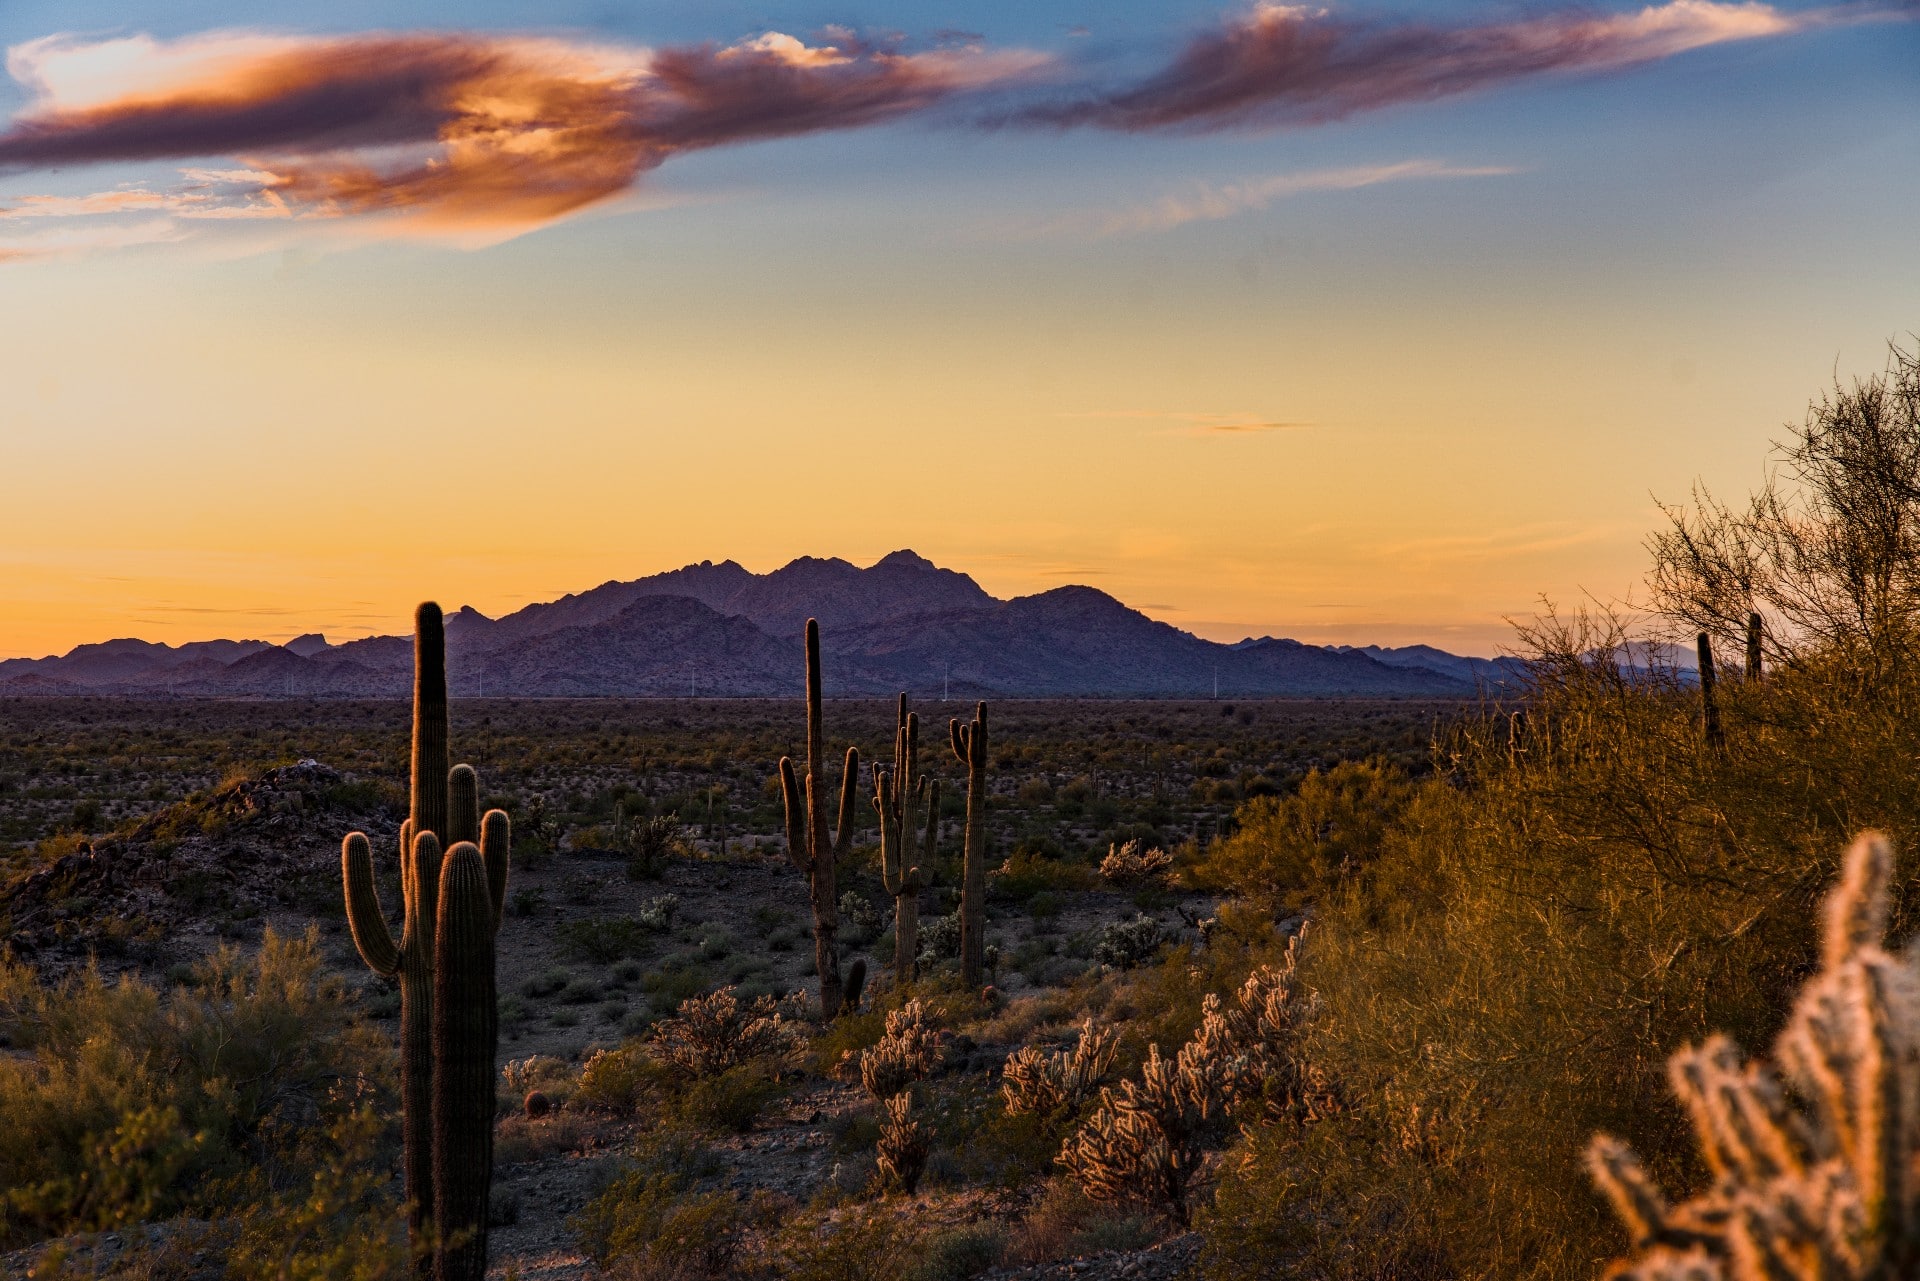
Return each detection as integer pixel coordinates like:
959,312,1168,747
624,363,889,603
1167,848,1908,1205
0,8,1914,660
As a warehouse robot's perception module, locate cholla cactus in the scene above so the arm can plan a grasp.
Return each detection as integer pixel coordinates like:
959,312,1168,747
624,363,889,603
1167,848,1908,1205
650,986,802,1079
1187,937,1331,1124
1588,831,1920,1280
876,1092,929,1195
1003,1019,1119,1117
1059,1040,1226,1227
501,1055,566,1097
1100,840,1174,887
858,999,941,1101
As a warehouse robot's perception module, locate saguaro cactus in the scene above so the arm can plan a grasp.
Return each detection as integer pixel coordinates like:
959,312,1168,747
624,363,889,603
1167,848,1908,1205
1697,632,1725,753
872,694,939,982
950,701,989,990
341,602,510,1277
778,619,862,1018
1746,611,1765,681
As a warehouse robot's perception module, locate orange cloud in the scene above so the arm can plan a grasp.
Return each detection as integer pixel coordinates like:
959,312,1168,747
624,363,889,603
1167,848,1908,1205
0,29,1040,233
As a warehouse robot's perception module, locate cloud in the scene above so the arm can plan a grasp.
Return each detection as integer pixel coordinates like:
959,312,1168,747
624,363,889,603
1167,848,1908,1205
1021,0,1855,131
0,28,1044,241
1060,409,1313,435
1030,158,1514,236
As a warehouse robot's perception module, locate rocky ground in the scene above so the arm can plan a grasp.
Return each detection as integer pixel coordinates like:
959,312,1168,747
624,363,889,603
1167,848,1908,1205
0,760,1215,1280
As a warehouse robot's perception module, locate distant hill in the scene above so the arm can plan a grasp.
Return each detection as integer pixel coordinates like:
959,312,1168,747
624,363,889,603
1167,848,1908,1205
0,552,1516,699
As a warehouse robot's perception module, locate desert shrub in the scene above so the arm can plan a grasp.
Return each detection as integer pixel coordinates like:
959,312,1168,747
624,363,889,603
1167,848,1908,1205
574,1140,775,1275
0,927,392,1249
875,1092,930,1195
991,850,1095,901
1003,1020,1118,1119
1002,1181,1158,1268
853,1000,941,1101
1092,914,1166,969
220,1105,410,1281
494,1109,587,1165
1098,840,1172,888
1204,599,1920,1278
676,1064,781,1134
576,1043,664,1113
651,986,803,1079
769,1209,920,1281
908,1225,1006,1280
558,913,665,964
1186,758,1414,914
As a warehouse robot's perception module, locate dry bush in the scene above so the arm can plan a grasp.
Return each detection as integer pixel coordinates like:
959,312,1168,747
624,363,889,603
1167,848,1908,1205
1003,1020,1119,1118
650,985,804,1079
875,1093,930,1196
854,1000,941,1102
494,1109,587,1166
1589,831,1920,1279
1099,840,1173,888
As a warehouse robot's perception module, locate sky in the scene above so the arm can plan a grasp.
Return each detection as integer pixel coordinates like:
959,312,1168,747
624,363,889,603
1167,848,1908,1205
0,0,1914,659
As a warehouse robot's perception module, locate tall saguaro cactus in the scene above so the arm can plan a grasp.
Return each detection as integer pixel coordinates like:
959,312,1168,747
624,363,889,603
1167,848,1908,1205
1745,611,1765,681
873,694,939,982
951,701,989,989
779,619,862,1018
341,602,510,1279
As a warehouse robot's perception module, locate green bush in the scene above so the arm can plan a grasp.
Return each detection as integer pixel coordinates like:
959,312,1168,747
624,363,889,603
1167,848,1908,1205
0,927,394,1250
574,1152,771,1274
674,1064,780,1134
1186,758,1414,915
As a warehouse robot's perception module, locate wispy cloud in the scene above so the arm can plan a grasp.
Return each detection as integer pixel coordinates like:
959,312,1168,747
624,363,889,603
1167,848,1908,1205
1060,409,1313,436
0,28,1044,254
1030,158,1513,237
1019,0,1874,132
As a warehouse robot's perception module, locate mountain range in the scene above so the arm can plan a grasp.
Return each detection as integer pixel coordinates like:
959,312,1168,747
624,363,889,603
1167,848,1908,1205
0,551,1526,699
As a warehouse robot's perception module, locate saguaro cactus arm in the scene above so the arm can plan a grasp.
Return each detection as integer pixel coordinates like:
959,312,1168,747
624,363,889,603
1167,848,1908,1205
447,764,479,847
832,745,861,856
342,832,400,977
480,809,511,930
779,756,809,872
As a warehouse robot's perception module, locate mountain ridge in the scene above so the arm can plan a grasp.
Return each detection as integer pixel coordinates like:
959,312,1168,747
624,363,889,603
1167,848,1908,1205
0,552,1515,699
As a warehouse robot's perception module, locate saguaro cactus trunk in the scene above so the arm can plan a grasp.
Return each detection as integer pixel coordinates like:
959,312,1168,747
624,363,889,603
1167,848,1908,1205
341,602,510,1278
779,619,861,1018
873,694,937,983
1746,611,1765,681
951,701,989,990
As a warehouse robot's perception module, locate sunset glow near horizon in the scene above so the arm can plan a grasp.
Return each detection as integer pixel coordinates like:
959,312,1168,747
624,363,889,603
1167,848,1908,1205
0,0,1914,661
